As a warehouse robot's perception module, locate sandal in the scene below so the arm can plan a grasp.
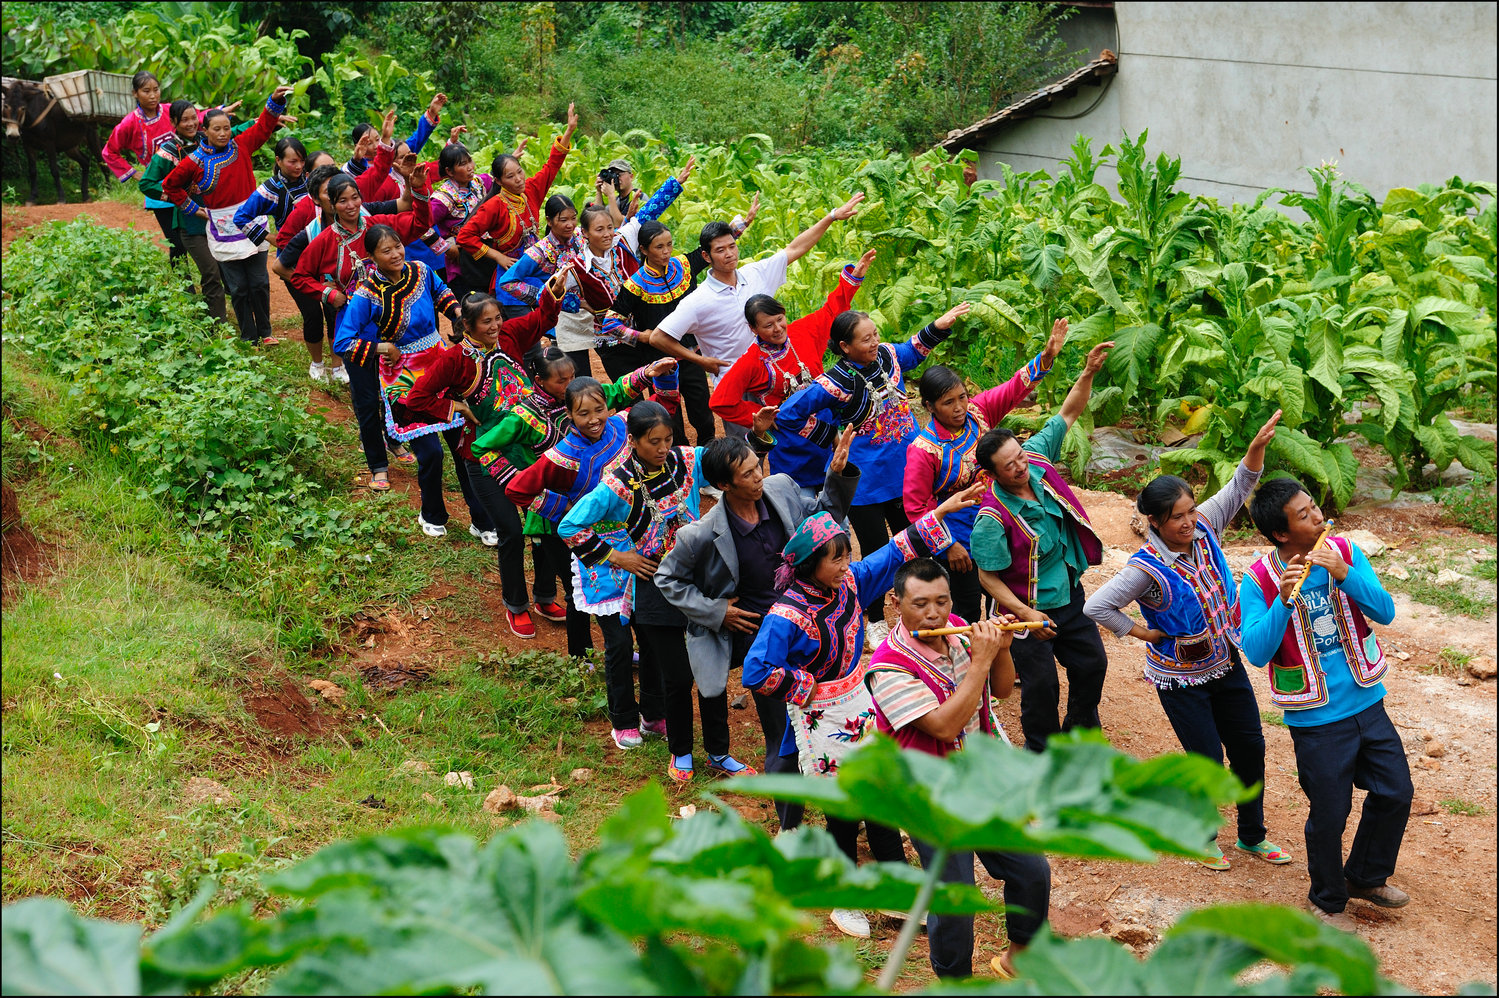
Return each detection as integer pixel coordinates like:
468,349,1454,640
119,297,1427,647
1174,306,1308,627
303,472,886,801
668,755,693,783
368,477,392,492
390,446,417,464
704,753,757,777
260,335,282,346
1236,839,1294,865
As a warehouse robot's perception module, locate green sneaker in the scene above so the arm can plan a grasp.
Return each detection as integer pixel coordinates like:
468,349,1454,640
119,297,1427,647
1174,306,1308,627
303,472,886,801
1198,843,1231,871
1236,839,1294,864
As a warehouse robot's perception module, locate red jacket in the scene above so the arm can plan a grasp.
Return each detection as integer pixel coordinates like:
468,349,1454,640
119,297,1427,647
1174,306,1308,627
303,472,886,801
289,173,432,301
455,139,569,260
404,289,563,459
161,101,284,214
709,266,864,427
102,104,174,182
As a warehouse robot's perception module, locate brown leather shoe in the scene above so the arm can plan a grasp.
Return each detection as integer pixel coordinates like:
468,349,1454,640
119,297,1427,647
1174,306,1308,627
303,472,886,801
1347,882,1410,908
1309,903,1357,932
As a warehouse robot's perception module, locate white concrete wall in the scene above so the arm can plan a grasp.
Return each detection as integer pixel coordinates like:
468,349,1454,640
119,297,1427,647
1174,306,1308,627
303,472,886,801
973,2,1498,203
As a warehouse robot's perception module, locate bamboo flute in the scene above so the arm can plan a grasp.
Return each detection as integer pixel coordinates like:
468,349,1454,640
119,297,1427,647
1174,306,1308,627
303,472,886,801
1283,519,1336,606
911,620,1052,639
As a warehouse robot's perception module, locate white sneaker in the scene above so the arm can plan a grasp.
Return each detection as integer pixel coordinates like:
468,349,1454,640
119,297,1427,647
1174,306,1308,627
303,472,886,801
308,361,328,382
701,484,723,499
829,908,871,939
864,620,890,650
417,515,447,538
328,363,350,384
469,524,499,547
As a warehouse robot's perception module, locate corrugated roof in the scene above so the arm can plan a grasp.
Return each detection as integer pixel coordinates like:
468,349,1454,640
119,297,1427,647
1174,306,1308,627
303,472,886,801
939,50,1118,151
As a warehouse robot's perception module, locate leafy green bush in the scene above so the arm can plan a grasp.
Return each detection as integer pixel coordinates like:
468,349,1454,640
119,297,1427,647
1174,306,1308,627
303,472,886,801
2,219,415,638
1,733,1421,995
1440,473,1498,533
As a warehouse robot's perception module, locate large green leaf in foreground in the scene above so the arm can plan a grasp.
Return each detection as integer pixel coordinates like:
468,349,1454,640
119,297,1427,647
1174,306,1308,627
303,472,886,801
732,730,1248,860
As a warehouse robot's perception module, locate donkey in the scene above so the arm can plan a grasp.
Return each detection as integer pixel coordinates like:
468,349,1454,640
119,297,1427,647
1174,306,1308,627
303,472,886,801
2,80,102,205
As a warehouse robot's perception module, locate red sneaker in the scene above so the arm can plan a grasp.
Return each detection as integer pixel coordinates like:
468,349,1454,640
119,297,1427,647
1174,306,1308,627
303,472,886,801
534,599,568,622
506,608,536,639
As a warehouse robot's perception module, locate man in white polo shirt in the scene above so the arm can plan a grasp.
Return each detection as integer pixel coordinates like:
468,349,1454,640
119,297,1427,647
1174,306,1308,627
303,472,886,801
648,193,866,421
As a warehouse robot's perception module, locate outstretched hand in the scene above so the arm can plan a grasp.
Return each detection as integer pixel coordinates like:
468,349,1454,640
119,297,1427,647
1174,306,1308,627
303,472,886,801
934,479,988,519
751,405,779,436
269,85,294,104
830,191,865,221
426,92,448,121
744,191,761,226
1042,317,1067,364
647,357,678,378
1245,409,1282,472
676,154,697,185
562,102,578,141
933,301,972,330
1083,341,1114,375
381,107,397,144
852,248,877,278
828,424,856,474
447,124,468,145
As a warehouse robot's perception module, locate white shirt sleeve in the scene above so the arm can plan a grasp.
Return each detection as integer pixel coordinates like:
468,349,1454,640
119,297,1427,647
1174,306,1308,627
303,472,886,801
741,249,789,296
656,290,697,342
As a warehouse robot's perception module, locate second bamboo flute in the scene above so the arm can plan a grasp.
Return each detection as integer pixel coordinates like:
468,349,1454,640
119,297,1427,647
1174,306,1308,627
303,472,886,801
912,620,1052,638
1284,519,1336,606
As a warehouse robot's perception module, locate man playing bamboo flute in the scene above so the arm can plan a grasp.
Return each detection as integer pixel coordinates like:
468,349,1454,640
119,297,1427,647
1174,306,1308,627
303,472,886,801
1241,477,1409,931
866,558,1051,979
970,341,1113,751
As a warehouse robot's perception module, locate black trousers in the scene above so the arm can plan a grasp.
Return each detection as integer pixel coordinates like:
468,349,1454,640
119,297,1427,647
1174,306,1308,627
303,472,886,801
409,429,492,531
151,206,187,262
1007,584,1109,752
537,533,595,659
1155,655,1267,846
913,838,1052,975
764,749,805,830
638,621,729,757
288,280,335,344
460,459,553,611
597,613,664,732
847,497,910,622
827,817,905,866
218,251,272,342
1289,700,1412,914
344,353,392,475
180,233,226,322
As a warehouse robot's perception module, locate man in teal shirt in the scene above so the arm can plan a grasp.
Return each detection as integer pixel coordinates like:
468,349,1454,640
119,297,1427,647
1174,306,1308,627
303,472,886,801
971,341,1112,750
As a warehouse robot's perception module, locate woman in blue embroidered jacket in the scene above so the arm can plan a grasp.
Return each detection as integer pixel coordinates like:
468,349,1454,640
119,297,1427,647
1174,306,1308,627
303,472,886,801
506,365,681,751
740,485,981,928
559,400,777,781
774,302,969,628
334,224,488,539
1083,410,1294,872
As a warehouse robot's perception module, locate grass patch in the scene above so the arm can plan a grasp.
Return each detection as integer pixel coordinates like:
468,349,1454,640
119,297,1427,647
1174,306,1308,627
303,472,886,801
1439,473,1497,534
1438,798,1485,817
1260,710,1287,728
1420,647,1472,678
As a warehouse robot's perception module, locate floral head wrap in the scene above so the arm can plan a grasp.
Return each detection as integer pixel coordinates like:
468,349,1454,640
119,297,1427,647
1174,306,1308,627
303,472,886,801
774,512,848,590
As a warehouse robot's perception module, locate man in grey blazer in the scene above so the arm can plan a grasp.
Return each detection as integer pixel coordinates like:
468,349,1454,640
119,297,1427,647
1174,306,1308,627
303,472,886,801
655,428,857,822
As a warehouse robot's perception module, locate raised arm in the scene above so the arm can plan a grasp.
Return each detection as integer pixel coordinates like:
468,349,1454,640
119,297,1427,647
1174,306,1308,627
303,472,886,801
971,318,1066,426
782,192,864,265
1057,341,1114,428
893,302,967,372
234,85,293,156
1198,411,1279,536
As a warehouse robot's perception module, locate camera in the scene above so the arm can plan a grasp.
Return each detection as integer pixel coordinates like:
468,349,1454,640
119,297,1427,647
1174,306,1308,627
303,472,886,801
597,166,623,189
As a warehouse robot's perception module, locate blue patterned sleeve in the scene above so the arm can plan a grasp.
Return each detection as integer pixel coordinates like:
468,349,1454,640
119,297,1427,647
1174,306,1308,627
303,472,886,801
893,322,950,372
333,294,377,356
743,614,818,706
635,177,682,224
850,511,953,611
232,185,278,245
559,482,627,566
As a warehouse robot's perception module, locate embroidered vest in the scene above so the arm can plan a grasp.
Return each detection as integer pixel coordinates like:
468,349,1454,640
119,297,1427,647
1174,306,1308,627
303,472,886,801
975,456,1103,605
1247,536,1387,710
1128,515,1241,685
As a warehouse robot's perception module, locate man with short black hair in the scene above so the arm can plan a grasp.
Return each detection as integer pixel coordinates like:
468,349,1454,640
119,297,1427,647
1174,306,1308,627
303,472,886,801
970,341,1113,752
1242,476,1407,931
867,557,1051,979
647,193,867,396
654,427,858,821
